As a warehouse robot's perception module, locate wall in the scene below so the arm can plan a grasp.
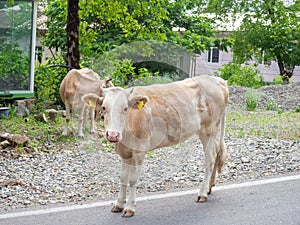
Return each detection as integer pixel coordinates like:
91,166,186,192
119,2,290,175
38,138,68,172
192,49,300,82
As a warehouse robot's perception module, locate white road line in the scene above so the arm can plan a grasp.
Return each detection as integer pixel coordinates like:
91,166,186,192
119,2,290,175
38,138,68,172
1,174,300,219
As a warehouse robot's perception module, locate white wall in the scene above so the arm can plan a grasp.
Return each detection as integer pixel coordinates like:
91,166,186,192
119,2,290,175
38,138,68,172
193,50,300,82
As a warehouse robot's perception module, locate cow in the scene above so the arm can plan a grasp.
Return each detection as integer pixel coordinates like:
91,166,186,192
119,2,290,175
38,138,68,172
59,68,113,137
82,75,229,217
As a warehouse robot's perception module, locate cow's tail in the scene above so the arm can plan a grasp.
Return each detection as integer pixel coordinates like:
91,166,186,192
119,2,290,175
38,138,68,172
216,79,228,174
216,111,227,174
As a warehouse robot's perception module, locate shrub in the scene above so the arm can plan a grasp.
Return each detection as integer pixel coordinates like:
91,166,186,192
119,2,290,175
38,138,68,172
128,74,174,87
34,54,68,109
0,44,29,91
273,75,284,85
245,89,260,111
219,62,264,88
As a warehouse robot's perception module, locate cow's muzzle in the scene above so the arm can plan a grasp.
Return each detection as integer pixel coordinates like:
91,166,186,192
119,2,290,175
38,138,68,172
106,130,120,143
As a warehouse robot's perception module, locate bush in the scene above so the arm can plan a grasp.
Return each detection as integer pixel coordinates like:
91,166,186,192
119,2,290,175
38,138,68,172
0,44,29,91
273,75,284,85
245,89,260,111
128,74,174,87
273,75,290,85
218,62,264,88
34,54,68,109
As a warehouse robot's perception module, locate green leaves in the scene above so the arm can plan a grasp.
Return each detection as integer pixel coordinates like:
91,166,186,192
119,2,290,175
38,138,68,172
219,62,264,88
231,0,300,77
42,0,67,51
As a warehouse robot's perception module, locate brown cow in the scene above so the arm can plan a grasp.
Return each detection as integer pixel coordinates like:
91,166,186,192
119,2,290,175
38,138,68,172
82,75,228,217
60,68,113,137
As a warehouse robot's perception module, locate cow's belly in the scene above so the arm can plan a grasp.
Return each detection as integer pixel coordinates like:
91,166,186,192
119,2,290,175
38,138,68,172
153,114,201,149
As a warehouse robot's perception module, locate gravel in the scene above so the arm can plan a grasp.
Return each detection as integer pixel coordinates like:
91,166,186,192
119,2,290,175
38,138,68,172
1,83,300,211
229,82,300,111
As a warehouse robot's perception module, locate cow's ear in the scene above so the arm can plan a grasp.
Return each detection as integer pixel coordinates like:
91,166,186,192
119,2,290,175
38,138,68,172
102,77,114,88
81,93,104,108
129,96,149,109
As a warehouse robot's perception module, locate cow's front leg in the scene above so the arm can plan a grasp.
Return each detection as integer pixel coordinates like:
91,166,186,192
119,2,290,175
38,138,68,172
78,105,86,138
112,161,129,213
89,108,96,134
121,152,146,218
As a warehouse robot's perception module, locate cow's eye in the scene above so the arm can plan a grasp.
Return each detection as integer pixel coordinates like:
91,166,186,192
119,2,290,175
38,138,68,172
124,107,128,112
102,106,106,111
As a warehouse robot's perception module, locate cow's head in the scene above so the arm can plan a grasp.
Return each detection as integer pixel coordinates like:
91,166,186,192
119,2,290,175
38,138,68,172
103,87,149,143
82,87,149,143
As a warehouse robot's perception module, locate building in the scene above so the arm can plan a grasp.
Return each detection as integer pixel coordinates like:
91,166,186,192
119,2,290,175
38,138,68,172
189,13,300,82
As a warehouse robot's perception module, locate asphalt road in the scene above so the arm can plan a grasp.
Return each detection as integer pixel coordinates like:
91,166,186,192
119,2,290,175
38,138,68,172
1,174,300,225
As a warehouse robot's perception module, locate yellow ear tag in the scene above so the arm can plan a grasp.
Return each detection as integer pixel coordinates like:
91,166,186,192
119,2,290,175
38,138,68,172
137,100,144,109
89,100,96,108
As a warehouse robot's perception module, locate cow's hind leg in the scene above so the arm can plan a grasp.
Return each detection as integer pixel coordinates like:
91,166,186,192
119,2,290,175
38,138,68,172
63,103,71,135
209,114,227,194
209,153,218,195
196,129,218,203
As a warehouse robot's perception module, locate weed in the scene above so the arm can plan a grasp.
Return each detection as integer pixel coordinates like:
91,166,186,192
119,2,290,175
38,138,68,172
266,98,277,111
147,151,155,158
277,107,283,114
245,89,260,111
226,111,300,140
295,105,300,113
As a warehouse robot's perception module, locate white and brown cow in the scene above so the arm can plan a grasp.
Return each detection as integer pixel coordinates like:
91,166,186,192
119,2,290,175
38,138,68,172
82,75,228,217
60,68,113,137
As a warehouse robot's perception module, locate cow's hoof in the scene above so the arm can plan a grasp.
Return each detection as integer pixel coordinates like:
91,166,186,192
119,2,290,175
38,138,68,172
208,184,215,195
111,205,123,213
122,210,135,218
195,196,208,203
77,135,84,139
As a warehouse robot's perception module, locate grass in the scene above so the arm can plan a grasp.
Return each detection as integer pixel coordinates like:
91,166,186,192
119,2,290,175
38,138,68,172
0,114,84,154
226,110,300,140
0,112,116,155
1,106,299,156
245,89,260,111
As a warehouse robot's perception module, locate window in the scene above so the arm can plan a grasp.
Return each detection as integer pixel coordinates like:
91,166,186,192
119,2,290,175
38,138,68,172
0,0,37,97
208,47,219,63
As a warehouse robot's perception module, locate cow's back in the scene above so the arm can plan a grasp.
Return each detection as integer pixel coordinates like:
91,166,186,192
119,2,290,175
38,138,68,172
60,68,101,108
123,75,228,150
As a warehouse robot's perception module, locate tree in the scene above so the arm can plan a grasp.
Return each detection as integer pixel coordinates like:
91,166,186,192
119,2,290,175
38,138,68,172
41,0,232,83
204,0,300,80
65,0,80,69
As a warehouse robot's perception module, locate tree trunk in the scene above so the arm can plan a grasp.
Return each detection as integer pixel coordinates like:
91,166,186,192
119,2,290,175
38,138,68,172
65,0,80,69
276,54,285,76
276,53,294,82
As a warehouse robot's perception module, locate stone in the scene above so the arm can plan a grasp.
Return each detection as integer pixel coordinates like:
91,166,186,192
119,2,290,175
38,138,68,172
13,100,29,117
0,133,30,147
34,113,47,123
241,157,250,163
45,109,58,122
0,140,10,148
